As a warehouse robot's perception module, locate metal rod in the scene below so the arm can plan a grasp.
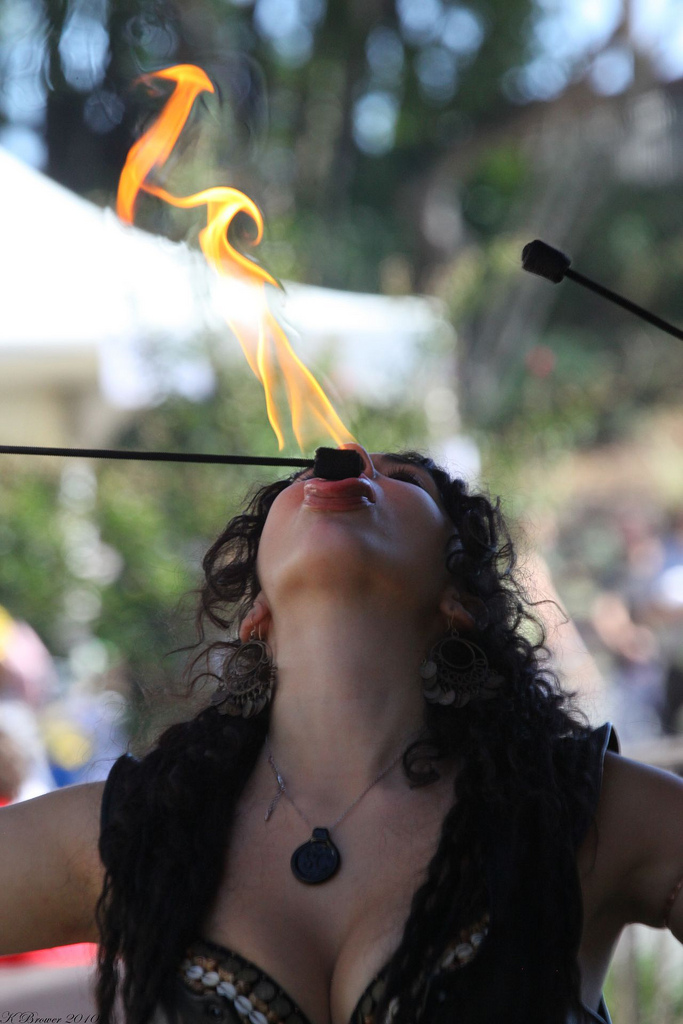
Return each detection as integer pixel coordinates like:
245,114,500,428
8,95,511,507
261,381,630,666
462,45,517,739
0,444,313,468
565,268,683,342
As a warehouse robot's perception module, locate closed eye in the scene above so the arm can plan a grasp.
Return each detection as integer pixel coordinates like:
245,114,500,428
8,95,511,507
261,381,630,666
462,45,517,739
386,468,425,489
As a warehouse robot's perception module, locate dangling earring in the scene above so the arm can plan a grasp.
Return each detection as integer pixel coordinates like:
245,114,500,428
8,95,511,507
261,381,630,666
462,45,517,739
211,628,276,718
420,622,502,708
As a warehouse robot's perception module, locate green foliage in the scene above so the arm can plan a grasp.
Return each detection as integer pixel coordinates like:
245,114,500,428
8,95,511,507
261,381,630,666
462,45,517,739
0,468,68,653
603,939,683,1023
461,146,531,236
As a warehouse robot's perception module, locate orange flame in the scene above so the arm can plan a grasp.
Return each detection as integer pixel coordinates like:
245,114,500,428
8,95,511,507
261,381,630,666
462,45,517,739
116,63,354,451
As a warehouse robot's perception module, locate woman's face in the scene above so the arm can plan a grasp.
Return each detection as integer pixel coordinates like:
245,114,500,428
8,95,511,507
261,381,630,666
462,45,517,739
255,445,457,620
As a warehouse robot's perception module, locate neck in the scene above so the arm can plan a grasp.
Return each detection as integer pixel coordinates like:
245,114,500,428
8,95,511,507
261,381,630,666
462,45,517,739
262,599,436,819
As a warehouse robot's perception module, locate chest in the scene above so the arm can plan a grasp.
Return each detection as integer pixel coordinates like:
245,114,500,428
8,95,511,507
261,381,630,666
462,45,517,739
203,766,454,1024
202,780,619,1024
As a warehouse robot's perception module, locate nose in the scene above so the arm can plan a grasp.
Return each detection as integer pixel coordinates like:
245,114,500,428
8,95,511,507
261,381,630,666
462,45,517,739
340,443,376,479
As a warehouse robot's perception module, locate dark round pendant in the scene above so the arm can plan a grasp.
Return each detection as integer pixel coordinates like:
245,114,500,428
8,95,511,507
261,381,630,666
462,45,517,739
291,827,340,884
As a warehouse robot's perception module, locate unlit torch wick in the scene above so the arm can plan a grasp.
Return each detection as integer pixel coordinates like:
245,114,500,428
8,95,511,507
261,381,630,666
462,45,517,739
521,239,683,342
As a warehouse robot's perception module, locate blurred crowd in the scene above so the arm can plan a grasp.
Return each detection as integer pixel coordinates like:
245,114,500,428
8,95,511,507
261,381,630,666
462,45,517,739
0,603,128,807
554,501,683,744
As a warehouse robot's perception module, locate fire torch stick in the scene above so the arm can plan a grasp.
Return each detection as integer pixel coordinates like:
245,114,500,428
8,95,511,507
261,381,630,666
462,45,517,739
521,239,683,342
0,445,311,468
0,445,364,479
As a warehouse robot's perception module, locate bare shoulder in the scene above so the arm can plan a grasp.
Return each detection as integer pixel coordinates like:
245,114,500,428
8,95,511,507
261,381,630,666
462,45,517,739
0,780,106,953
587,749,683,939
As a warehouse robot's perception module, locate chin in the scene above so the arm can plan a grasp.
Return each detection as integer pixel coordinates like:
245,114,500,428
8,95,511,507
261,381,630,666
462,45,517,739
277,548,376,593
261,531,386,597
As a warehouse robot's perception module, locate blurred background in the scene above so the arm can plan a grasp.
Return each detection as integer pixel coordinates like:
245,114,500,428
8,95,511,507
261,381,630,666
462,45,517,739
1,0,683,1016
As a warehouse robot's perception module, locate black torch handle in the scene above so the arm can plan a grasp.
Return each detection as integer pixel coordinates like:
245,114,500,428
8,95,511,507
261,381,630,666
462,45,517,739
521,239,683,342
0,444,313,468
565,267,683,342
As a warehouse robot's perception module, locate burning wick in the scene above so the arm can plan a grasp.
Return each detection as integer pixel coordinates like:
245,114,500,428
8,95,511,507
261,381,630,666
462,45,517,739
522,239,683,342
312,447,364,480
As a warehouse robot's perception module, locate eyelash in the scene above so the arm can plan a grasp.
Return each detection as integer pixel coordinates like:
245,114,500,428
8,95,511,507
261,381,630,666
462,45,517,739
386,469,424,489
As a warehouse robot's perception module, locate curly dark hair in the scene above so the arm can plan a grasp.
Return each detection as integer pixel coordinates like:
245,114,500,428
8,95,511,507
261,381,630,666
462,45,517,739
95,452,602,1024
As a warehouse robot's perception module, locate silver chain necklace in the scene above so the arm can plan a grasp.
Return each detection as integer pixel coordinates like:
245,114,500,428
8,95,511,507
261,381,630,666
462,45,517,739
264,738,409,885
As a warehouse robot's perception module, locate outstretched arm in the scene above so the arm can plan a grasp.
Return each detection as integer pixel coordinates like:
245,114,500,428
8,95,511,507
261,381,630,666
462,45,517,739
524,549,683,941
0,781,105,954
597,751,683,943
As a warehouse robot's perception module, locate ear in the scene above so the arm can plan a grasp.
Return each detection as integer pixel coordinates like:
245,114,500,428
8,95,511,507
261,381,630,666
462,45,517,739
439,585,488,632
239,592,273,643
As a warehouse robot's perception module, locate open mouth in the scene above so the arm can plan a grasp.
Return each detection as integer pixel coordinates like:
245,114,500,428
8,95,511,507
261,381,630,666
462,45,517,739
302,477,376,509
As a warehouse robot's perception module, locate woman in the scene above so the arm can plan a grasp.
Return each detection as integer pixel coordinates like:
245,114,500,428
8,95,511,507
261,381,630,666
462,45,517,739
1,444,682,1024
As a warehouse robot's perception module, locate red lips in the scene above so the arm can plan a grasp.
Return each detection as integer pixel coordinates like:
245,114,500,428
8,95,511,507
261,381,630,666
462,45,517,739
303,476,376,509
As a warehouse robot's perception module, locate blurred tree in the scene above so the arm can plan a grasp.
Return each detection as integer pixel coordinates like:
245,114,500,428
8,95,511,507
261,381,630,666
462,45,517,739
2,0,682,428
2,0,678,444
0,468,67,653
0,0,535,292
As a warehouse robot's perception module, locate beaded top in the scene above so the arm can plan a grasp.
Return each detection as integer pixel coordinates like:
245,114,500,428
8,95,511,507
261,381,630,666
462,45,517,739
177,912,491,1024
